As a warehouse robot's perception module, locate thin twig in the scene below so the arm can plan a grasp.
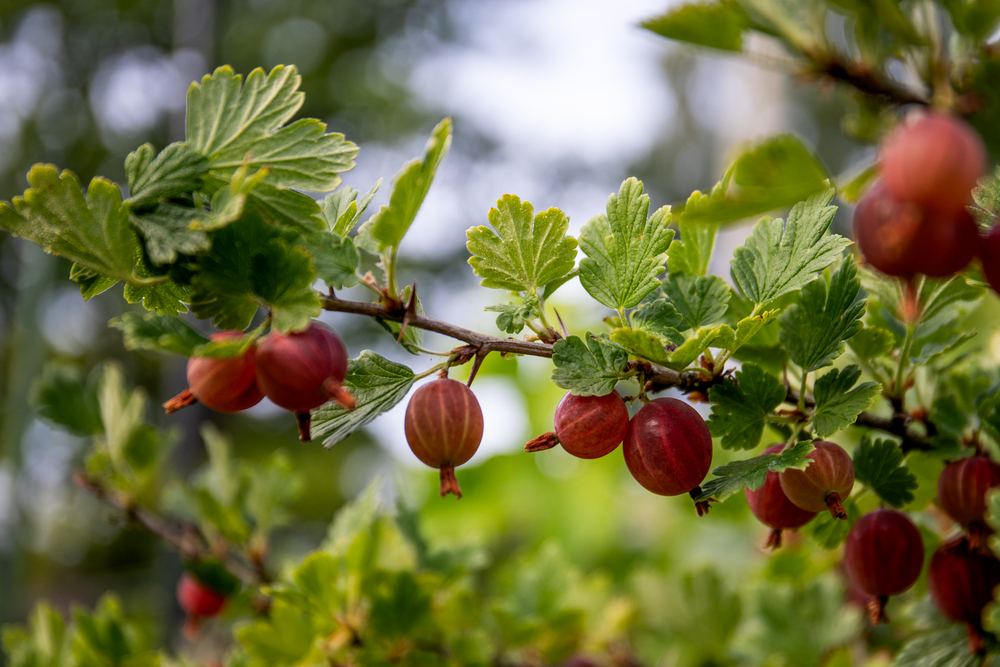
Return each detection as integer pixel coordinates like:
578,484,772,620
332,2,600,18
812,57,929,107
74,472,269,585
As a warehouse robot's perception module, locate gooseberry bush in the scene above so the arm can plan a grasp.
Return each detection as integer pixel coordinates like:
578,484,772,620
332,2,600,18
6,2,1000,666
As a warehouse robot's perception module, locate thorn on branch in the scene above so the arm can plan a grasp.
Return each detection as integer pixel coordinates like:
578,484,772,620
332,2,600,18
397,281,419,342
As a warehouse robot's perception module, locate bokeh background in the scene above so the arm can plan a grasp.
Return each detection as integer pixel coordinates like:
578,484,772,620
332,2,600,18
0,0,884,663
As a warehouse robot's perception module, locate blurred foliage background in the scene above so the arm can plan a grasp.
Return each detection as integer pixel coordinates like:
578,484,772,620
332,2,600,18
0,0,920,664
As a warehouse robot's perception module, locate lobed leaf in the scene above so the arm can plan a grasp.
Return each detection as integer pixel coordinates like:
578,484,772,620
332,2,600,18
852,436,918,508
311,352,416,448
630,298,685,345
322,181,381,238
551,333,629,396
778,260,864,372
124,141,207,207
486,297,541,335
707,363,787,451
811,365,880,438
29,363,104,436
667,218,718,276
730,188,847,306
467,194,578,293
578,177,674,311
661,272,731,331
848,325,895,361
696,440,815,501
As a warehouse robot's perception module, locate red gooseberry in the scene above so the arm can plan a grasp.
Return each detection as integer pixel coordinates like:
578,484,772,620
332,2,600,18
163,331,263,415
623,397,713,515
524,391,629,459
745,444,818,549
404,377,484,498
255,322,353,442
880,112,987,212
928,538,1000,654
779,441,854,519
176,572,227,638
844,508,925,624
938,455,1000,550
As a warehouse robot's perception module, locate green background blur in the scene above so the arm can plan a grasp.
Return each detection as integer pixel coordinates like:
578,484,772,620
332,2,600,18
0,1,914,664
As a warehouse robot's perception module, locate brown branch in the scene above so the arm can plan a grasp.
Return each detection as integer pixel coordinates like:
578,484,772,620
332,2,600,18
74,472,270,585
323,293,935,452
811,56,929,107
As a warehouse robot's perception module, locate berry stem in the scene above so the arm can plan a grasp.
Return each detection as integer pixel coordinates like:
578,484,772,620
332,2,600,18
439,466,462,499
163,389,198,414
765,529,783,550
322,380,356,410
296,412,312,442
825,491,848,519
867,595,889,625
689,487,714,517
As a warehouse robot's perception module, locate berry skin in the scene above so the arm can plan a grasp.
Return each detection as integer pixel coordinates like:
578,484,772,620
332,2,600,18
928,538,1000,653
623,398,713,515
880,112,987,212
745,444,818,549
853,181,978,279
844,508,925,624
404,377,484,498
779,441,854,519
938,456,1000,549
553,391,629,459
163,331,263,414
176,572,227,637
255,322,352,442
981,224,1000,296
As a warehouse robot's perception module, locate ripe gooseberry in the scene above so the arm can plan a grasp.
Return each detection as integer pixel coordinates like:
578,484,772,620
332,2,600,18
980,225,1000,296
844,508,925,624
404,376,484,498
928,538,1000,654
524,391,629,459
938,455,1000,549
176,572,227,638
623,397,713,515
880,112,987,212
163,331,263,414
745,444,818,549
255,322,353,442
779,441,854,519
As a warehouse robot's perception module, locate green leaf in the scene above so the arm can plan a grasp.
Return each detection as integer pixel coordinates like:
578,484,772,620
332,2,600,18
311,352,416,448
370,571,431,638
467,195,578,293
706,363,787,451
109,312,210,356
778,260,864,372
304,232,360,290
122,272,190,317
852,436,918,508
130,204,211,265
718,310,778,353
30,363,103,436
805,497,861,549
678,136,830,227
2,602,71,667
667,218,717,276
486,296,541,335
658,325,729,369
609,327,674,365
661,272,731,331
893,624,985,667
848,325,895,361
71,264,119,301
191,213,321,333
731,189,846,306
811,365,881,438
322,181,381,238
551,333,629,396
696,440,815,501
641,1,750,51
630,298,685,345
0,166,147,287
72,595,159,667
359,118,452,251
186,65,303,164
124,141,207,207
579,177,674,311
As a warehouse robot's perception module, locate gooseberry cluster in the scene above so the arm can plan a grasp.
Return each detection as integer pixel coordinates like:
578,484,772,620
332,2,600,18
854,112,995,293
164,322,353,441
525,392,714,514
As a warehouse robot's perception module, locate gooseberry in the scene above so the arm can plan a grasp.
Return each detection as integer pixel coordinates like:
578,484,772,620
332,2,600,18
853,180,923,277
844,508,925,624
928,538,1000,654
404,377,484,498
938,455,1000,549
176,572,227,637
745,444,818,549
907,206,979,278
163,331,263,414
623,397,713,515
255,322,352,442
779,441,854,519
526,392,629,459
880,112,987,213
